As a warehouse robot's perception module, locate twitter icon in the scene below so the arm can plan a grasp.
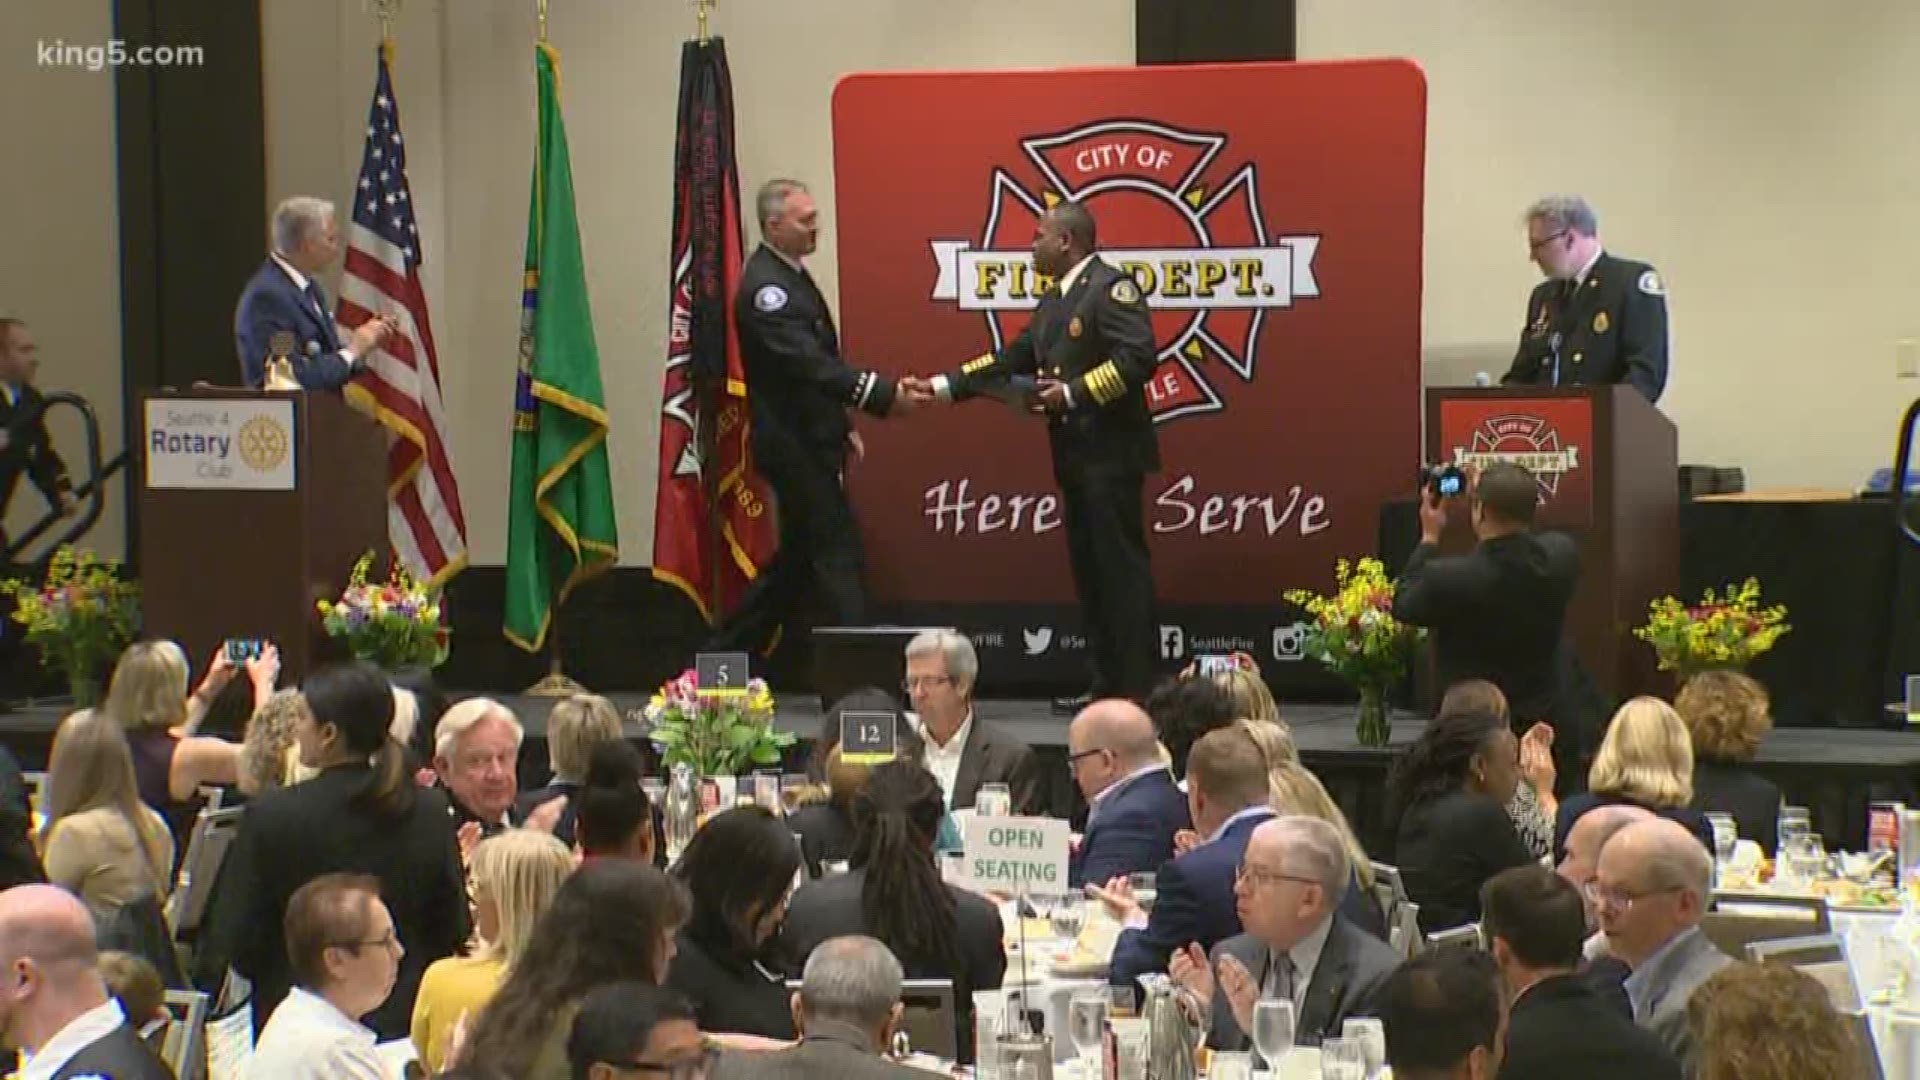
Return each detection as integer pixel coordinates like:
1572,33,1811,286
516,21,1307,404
1022,627,1054,656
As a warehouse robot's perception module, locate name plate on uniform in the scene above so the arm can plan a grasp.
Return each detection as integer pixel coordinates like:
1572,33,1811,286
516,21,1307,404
144,398,296,490
963,814,1070,893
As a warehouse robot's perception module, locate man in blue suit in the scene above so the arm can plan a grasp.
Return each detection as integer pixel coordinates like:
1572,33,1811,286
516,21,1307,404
1101,725,1275,993
234,196,393,390
1068,700,1189,890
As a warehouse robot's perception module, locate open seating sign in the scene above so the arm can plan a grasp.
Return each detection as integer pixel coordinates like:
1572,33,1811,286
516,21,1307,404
963,814,1070,893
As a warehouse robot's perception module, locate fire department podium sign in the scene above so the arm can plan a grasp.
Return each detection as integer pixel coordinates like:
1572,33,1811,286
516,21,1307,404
832,60,1427,692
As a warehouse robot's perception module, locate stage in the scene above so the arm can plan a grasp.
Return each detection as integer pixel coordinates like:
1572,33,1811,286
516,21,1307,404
3,692,1913,854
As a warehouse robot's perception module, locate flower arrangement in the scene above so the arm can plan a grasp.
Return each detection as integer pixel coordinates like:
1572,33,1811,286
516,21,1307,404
315,552,449,669
1635,578,1789,679
644,668,792,776
0,545,141,706
1284,556,1423,746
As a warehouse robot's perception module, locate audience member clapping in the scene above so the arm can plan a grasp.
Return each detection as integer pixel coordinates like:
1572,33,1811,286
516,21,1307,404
412,829,574,1073
38,709,173,924
667,806,801,1040
218,661,469,1041
434,698,526,838
1388,706,1532,933
1439,680,1558,859
458,859,690,1079
246,873,404,1080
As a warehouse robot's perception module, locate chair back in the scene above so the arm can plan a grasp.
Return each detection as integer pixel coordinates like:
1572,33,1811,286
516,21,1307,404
1389,900,1422,959
898,978,959,1061
1424,923,1483,955
1702,893,1830,959
160,988,210,1080
166,806,244,937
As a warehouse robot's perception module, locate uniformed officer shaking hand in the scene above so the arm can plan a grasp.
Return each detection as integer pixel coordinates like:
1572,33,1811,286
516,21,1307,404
706,178,933,657
1502,196,1669,403
904,201,1161,711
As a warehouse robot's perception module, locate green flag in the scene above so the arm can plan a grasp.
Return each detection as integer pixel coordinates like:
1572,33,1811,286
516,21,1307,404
504,42,618,653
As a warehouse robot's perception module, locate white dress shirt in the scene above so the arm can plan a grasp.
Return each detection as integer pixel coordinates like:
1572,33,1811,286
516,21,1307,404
1570,246,1604,289
1263,913,1334,1014
246,986,386,1080
917,711,974,810
18,998,126,1080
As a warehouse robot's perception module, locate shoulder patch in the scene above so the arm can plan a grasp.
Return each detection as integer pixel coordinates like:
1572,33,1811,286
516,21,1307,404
753,284,789,312
1637,270,1665,297
1109,278,1141,304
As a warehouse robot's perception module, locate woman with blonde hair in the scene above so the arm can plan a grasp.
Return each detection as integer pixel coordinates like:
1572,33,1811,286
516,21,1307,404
39,709,174,922
1675,670,1781,852
108,639,275,850
518,694,626,847
411,828,574,1073
1553,696,1712,858
241,689,315,793
1206,656,1281,726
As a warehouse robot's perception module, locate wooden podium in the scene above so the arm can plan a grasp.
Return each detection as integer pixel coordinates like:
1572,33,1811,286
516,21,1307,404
139,389,387,684
1425,385,1679,701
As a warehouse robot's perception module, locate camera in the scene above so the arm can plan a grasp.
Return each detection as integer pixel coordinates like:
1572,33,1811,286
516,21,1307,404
1419,463,1467,498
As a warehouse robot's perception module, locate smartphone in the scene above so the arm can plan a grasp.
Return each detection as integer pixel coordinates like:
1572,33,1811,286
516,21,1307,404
224,638,263,663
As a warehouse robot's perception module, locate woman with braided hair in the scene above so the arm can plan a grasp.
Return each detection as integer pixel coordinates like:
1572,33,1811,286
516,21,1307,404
781,760,1005,1062
1387,705,1532,934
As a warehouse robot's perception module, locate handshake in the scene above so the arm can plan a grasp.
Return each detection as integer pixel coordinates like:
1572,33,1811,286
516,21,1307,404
888,374,1070,417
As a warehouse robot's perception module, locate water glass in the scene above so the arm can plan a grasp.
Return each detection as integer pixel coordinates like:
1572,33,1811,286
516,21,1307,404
1068,989,1109,1067
1110,1017,1149,1080
1321,1037,1366,1080
1705,812,1738,886
1210,1050,1254,1080
978,782,1013,818
974,990,1005,1079
1249,998,1296,1071
1341,1017,1385,1077
1050,895,1087,943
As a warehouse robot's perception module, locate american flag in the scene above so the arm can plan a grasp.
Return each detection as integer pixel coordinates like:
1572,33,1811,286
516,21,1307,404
337,42,468,587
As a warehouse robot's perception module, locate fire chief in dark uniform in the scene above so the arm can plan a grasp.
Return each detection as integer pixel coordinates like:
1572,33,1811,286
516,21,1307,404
708,178,928,655
915,201,1160,711
1502,196,1670,403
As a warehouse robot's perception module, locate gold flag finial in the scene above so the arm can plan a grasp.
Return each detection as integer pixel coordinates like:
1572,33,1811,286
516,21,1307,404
537,0,549,41
364,0,402,41
695,0,714,44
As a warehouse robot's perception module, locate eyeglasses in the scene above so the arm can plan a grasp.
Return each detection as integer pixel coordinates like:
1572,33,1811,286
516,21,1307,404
1582,881,1680,913
1234,862,1320,890
613,1047,720,1080
901,676,953,693
1528,230,1569,252
333,930,400,954
1066,747,1107,766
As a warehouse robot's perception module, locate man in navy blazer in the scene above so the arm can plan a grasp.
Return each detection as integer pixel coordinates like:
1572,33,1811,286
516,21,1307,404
1101,725,1275,993
1068,700,1190,889
234,196,392,389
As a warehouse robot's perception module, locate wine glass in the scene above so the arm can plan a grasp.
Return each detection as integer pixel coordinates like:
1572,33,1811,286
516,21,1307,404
1341,1017,1386,1077
1250,998,1296,1072
1068,988,1109,1075
1321,1037,1366,1080
1050,895,1087,944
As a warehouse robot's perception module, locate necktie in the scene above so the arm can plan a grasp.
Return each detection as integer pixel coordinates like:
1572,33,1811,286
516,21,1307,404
304,282,329,321
1264,951,1297,1006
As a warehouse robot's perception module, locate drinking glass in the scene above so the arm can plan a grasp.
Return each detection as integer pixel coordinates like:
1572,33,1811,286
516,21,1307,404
1068,989,1109,1073
978,782,1013,818
1321,1037,1366,1080
1210,1050,1253,1080
973,990,1006,1079
1705,812,1738,887
1050,895,1087,944
1249,998,1296,1072
1341,1017,1385,1077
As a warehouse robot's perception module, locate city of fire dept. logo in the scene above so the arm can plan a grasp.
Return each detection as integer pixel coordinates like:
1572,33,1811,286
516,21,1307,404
928,119,1321,424
1451,414,1582,501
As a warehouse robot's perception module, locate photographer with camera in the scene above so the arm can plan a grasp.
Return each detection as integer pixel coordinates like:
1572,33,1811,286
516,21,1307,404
1393,462,1582,794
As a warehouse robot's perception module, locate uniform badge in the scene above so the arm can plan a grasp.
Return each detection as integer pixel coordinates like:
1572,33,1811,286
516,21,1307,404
1109,278,1140,304
1592,311,1610,334
753,285,788,312
1530,306,1549,336
1068,316,1083,339
1638,270,1665,296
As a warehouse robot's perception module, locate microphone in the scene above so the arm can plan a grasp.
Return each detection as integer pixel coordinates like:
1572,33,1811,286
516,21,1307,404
1546,331,1564,386
1472,371,1492,388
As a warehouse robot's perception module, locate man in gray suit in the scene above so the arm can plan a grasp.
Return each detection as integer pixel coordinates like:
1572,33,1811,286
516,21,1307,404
714,935,932,1080
1590,818,1729,1075
1168,816,1400,1051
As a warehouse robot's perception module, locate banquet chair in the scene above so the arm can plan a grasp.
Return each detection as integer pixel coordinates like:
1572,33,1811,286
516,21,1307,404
159,988,210,1080
1701,893,1830,958
1424,923,1483,955
166,806,244,940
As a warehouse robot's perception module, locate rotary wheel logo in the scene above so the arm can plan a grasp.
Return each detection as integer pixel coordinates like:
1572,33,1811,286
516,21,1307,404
929,119,1321,424
1456,415,1581,501
236,414,290,472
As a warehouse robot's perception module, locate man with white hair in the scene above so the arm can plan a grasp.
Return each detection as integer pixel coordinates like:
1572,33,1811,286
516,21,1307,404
1169,816,1400,1050
0,884,173,1080
1501,195,1669,402
903,630,1041,814
234,195,393,389
714,935,927,1080
1590,818,1728,1071
433,697,525,838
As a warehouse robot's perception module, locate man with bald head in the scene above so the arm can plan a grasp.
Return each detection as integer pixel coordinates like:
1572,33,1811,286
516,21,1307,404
1556,803,1654,1015
0,885,173,1079
1590,819,1727,1072
1067,700,1189,888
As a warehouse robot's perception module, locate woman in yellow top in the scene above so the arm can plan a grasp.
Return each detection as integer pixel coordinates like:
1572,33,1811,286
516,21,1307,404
39,709,174,922
410,828,573,1072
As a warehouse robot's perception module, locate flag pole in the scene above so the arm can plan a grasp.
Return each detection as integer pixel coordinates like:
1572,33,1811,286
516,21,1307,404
523,0,590,699
696,0,714,45
367,0,401,39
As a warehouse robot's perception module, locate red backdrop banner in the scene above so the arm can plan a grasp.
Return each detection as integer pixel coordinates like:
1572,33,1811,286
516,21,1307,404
831,60,1427,684
1436,397,1596,530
